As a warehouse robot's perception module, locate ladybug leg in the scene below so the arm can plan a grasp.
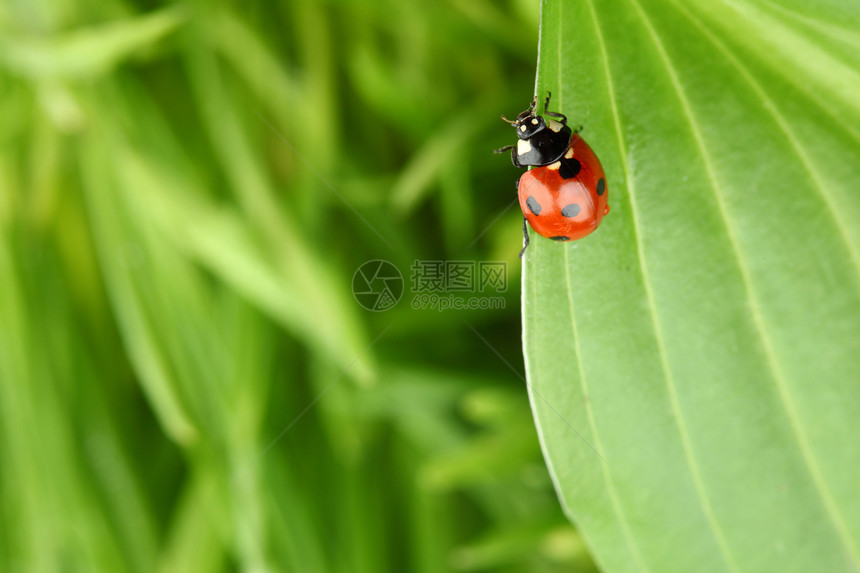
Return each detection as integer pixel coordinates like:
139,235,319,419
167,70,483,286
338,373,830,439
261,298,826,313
544,110,568,123
542,92,568,124
519,216,530,258
572,124,584,134
510,148,522,168
493,144,514,154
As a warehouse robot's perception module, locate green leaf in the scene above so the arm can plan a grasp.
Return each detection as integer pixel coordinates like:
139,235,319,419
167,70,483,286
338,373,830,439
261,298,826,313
523,1,860,572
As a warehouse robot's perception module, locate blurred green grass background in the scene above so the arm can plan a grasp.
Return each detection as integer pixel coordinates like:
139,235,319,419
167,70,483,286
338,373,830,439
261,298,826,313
0,0,598,571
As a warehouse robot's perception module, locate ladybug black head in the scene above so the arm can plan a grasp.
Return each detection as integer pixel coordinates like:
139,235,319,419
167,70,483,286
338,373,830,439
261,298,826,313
498,94,573,168
501,98,549,140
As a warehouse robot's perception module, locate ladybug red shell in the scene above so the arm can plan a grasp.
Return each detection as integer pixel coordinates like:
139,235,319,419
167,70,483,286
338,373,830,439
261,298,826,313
517,134,609,243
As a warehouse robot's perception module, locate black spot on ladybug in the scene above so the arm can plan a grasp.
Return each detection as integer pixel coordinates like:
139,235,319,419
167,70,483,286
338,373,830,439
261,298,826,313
561,203,581,218
550,236,570,241
559,157,582,180
597,178,606,196
526,196,542,216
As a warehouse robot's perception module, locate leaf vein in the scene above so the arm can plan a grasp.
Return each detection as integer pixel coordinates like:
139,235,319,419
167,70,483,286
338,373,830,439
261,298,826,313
671,0,860,299
589,0,741,570
562,244,649,573
632,0,860,565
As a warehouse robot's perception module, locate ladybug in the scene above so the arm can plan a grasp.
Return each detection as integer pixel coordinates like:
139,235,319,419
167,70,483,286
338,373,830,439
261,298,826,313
497,94,609,257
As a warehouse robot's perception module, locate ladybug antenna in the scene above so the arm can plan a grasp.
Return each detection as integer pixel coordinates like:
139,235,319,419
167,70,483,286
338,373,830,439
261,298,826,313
500,114,517,124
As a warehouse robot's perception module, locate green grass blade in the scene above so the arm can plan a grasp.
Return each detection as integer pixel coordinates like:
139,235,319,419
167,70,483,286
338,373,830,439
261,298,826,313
0,7,184,80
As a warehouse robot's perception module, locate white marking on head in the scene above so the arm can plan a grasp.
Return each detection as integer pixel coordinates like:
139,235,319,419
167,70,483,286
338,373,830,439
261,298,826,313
531,118,539,125
520,125,527,132
565,147,575,159
547,120,563,132
517,139,533,156
547,161,561,170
